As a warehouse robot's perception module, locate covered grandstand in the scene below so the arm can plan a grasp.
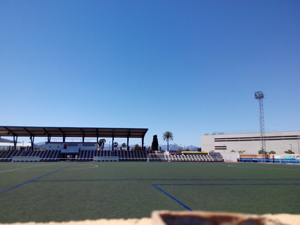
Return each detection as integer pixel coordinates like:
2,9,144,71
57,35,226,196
0,126,148,150
0,126,148,161
0,126,219,162
0,126,218,162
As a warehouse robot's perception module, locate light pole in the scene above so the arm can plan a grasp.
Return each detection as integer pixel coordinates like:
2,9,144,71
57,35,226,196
298,135,300,164
255,91,266,162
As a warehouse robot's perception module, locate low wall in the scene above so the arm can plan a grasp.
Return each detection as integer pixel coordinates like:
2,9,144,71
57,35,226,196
239,154,300,164
12,156,40,162
220,152,240,162
93,156,119,162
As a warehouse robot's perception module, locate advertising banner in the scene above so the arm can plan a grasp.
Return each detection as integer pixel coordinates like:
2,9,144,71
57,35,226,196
283,155,295,160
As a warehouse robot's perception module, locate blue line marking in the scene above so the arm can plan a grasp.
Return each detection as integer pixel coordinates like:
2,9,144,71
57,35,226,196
0,163,80,194
151,182,300,211
32,178,300,182
156,183,300,186
152,184,193,211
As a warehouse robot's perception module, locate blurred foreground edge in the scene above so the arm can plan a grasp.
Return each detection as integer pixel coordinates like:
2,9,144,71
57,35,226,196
151,210,284,225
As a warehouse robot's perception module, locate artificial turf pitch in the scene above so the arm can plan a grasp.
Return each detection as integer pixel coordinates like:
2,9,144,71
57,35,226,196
0,162,299,223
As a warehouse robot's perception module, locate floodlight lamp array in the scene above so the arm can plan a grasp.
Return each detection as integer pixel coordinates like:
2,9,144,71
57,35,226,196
254,91,264,99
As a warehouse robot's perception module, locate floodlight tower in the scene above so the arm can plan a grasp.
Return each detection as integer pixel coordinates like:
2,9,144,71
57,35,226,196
254,91,266,155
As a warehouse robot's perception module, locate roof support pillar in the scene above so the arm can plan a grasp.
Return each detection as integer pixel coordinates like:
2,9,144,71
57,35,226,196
30,136,34,150
142,137,144,151
58,128,65,143
13,136,18,150
127,137,129,151
96,128,99,143
80,129,85,143
112,137,114,151
48,136,51,142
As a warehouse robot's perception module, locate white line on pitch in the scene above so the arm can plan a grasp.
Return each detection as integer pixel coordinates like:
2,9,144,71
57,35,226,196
0,162,57,173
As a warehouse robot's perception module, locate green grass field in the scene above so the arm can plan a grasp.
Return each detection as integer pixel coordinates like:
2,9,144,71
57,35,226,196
0,162,300,223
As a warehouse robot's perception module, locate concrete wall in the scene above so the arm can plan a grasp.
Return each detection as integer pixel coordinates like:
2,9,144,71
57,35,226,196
220,152,240,162
202,131,300,154
45,142,98,152
45,143,63,150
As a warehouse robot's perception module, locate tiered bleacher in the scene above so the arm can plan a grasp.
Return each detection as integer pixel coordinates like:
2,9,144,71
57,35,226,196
73,150,216,162
0,150,23,161
0,149,61,162
78,150,149,161
0,149,215,162
78,150,108,161
209,152,224,162
25,150,61,161
115,150,148,161
167,153,214,162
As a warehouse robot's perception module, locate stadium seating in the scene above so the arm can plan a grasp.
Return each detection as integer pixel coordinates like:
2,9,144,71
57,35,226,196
25,150,60,161
0,150,23,161
0,149,216,163
209,152,224,162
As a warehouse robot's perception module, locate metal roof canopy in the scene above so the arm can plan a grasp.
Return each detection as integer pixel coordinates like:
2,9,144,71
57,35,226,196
0,126,148,151
0,126,148,138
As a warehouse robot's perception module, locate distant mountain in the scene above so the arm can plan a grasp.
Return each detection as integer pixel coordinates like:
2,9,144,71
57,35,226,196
0,137,15,143
34,142,46,148
158,143,199,151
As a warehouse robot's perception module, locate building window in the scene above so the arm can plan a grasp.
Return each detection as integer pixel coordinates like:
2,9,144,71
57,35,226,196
215,146,227,150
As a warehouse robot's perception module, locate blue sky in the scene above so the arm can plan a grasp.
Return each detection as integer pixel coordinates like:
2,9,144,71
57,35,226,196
1,0,299,147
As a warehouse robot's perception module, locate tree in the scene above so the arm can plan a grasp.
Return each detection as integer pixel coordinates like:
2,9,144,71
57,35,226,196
122,143,126,148
177,148,183,152
238,150,245,153
98,139,106,150
231,150,236,152
113,142,118,148
151,135,159,151
258,149,267,154
133,144,140,151
284,150,295,154
268,151,276,154
197,148,202,152
163,131,173,151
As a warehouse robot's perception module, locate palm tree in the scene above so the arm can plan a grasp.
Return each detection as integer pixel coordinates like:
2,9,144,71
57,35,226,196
163,131,173,151
98,139,106,150
113,142,118,148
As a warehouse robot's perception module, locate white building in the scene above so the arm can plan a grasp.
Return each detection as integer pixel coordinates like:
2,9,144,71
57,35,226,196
202,131,300,154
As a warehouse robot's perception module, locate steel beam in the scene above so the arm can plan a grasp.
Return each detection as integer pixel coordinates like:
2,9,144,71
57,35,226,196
127,136,129,151
30,136,34,150
13,136,18,150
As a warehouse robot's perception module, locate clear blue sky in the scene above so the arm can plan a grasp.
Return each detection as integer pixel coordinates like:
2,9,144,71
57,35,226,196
1,0,299,147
